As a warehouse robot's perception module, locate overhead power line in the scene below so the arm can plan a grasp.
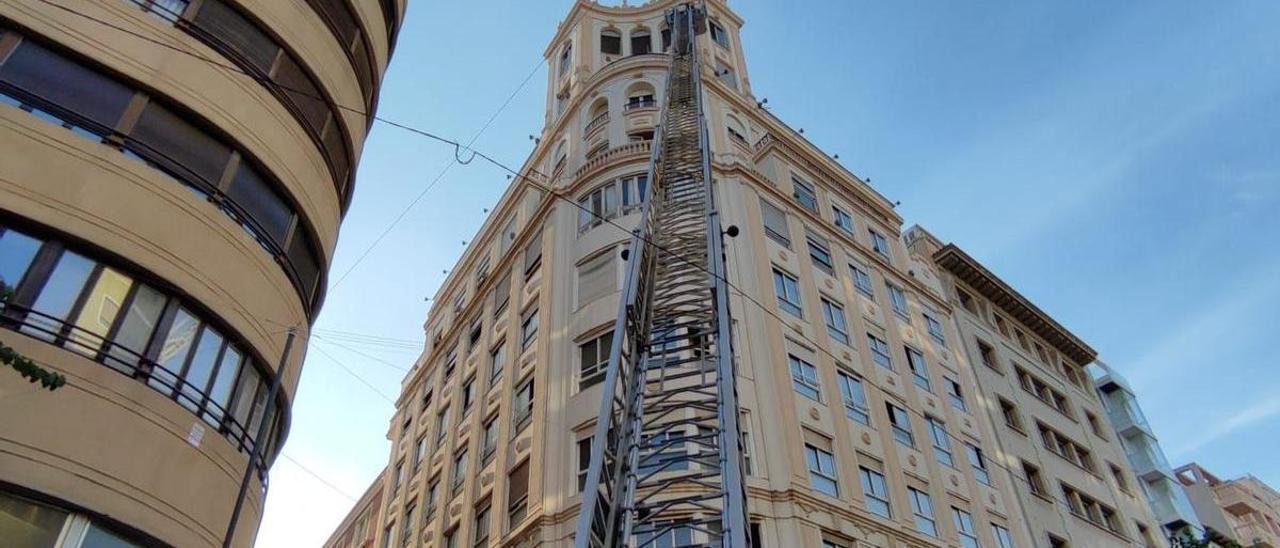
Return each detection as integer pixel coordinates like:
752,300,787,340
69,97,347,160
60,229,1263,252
37,0,1097,516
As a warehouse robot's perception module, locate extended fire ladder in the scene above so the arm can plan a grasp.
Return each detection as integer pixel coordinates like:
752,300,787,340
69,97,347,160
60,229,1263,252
573,4,749,548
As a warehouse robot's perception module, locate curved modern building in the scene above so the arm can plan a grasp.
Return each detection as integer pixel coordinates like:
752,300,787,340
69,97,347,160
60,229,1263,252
0,0,403,545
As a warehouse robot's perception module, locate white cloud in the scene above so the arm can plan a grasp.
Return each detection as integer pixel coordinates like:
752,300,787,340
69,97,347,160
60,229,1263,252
1170,396,1280,459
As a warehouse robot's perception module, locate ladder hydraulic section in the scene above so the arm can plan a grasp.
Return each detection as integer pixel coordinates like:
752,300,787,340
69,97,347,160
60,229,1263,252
573,4,749,547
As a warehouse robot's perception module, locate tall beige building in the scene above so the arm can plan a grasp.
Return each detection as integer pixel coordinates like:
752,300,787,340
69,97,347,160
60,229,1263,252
0,0,402,545
335,1,1159,547
906,227,1165,547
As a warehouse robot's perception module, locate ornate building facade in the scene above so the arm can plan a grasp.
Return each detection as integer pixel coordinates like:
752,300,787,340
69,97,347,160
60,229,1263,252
0,0,403,545
338,1,1161,547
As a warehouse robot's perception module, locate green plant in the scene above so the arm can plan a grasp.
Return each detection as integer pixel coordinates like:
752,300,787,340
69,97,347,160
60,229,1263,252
0,281,67,391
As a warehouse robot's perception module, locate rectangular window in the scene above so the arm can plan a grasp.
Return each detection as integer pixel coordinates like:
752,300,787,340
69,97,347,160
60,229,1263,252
820,298,849,345
859,465,892,518
1111,463,1130,493
630,32,651,55
491,270,510,317
577,437,592,492
905,347,930,391
792,176,818,211
977,340,999,371
710,20,729,48
850,263,873,297
886,403,913,446
481,416,499,462
1023,460,1046,497
945,377,967,412
461,377,476,414
1000,397,1023,432
789,354,821,401
837,372,871,425
908,487,937,537
967,444,991,485
523,228,542,276
578,331,612,390
958,289,978,315
927,417,953,467
507,461,530,527
392,462,404,495
513,378,534,433
953,507,979,548
869,229,891,260
867,333,892,370
807,232,834,274
992,524,1014,548
760,199,790,247
467,319,482,349
22,249,94,342
520,308,538,350
994,314,1010,337
401,503,416,545
426,479,440,516
576,249,617,306
833,206,855,236
924,313,945,347
887,283,908,318
414,436,428,470
489,343,506,382
804,442,839,497
435,408,450,446
772,268,803,317
473,503,491,547
451,450,468,493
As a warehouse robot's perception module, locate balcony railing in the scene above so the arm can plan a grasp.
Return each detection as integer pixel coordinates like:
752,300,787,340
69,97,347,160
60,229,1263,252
624,98,657,111
585,112,609,134
571,140,651,181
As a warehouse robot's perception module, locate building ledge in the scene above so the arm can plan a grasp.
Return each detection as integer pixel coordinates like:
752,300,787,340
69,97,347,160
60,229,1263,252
932,244,1096,365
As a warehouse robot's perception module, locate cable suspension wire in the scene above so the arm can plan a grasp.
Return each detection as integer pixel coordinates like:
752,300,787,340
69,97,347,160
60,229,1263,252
33,0,1109,519
278,453,359,502
309,344,398,404
311,335,412,372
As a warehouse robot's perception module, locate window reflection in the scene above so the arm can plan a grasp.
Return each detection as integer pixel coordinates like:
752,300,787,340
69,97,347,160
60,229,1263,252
0,224,281,455
68,267,131,354
22,250,94,342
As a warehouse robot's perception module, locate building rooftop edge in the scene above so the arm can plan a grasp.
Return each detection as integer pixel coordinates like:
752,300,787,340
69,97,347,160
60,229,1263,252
932,243,1097,365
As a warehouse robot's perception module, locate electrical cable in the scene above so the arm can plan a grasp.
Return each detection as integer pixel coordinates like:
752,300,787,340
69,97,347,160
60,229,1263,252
309,343,397,404
33,0,1123,523
312,334,412,373
278,452,359,502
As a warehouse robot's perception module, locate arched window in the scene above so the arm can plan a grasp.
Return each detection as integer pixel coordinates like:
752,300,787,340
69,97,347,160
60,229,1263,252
585,98,609,134
600,29,621,55
625,82,656,110
630,28,652,56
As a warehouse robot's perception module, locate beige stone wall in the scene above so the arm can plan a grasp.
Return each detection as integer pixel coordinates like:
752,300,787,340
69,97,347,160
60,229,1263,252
0,0,401,545
363,2,1071,548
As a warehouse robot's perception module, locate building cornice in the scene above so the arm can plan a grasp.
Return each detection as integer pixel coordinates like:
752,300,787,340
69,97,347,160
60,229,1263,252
932,244,1097,365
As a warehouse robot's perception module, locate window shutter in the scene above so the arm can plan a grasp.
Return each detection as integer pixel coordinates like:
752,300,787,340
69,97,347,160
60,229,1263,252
576,250,617,306
760,199,790,245
0,40,133,129
508,460,529,502
490,270,510,314
523,228,543,275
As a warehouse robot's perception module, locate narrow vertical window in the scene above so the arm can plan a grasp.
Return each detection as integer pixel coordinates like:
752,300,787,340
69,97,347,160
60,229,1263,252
908,487,937,537
821,298,849,344
772,268,803,317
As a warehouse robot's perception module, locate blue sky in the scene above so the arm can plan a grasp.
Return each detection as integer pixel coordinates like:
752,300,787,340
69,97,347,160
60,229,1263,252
257,2,1280,545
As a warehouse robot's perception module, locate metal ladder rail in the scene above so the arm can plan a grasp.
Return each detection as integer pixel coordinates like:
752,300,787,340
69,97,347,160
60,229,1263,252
574,4,748,547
